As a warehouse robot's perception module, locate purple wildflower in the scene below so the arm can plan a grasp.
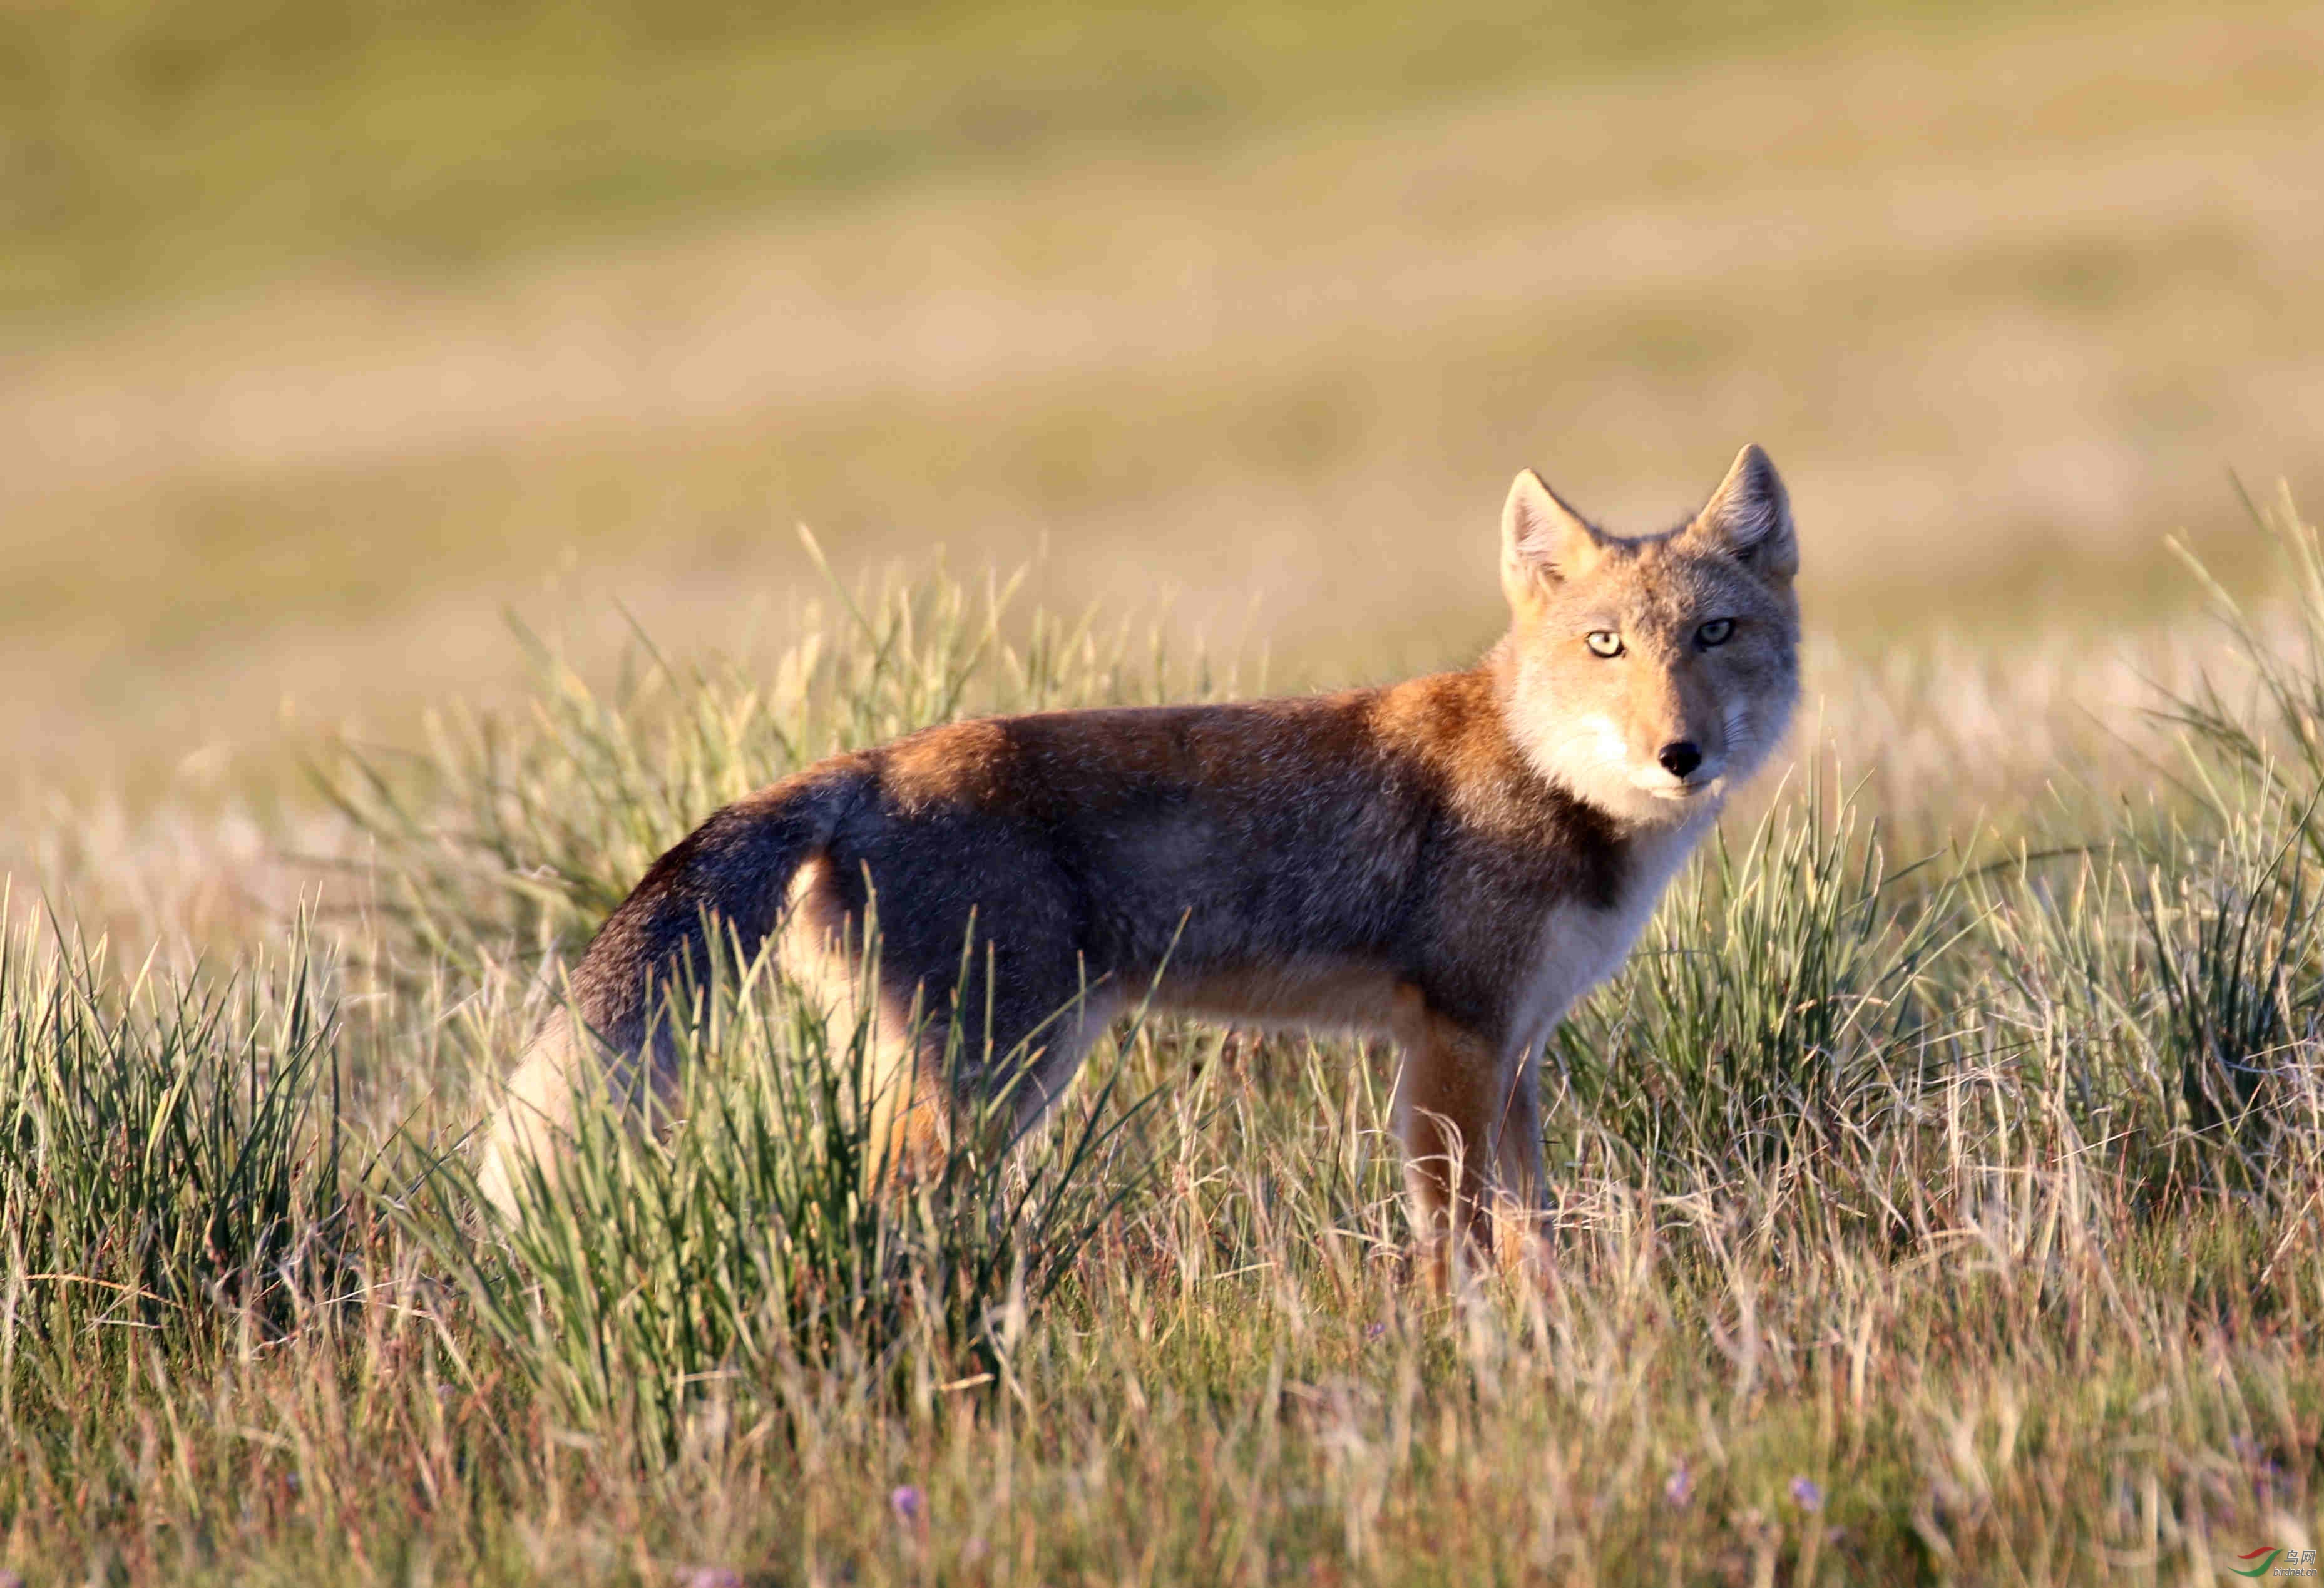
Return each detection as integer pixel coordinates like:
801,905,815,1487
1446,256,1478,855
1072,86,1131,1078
890,1485,926,1525
1789,1476,1824,1512
1664,1460,1692,1509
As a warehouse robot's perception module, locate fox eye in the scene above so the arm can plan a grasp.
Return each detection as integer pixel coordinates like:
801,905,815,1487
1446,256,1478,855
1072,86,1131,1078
1696,618,1735,648
1585,630,1624,658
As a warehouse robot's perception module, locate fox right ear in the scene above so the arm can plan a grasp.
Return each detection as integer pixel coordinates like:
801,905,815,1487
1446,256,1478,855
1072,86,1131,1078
1500,468,1601,609
1687,444,1798,580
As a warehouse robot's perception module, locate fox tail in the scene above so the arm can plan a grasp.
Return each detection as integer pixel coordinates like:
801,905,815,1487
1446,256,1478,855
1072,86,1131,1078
474,762,863,1214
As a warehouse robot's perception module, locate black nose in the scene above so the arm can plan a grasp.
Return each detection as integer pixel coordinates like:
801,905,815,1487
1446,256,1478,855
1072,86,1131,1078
1658,740,1702,779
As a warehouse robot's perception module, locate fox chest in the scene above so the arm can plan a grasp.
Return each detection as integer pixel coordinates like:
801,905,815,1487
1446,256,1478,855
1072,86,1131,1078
1507,816,1709,1049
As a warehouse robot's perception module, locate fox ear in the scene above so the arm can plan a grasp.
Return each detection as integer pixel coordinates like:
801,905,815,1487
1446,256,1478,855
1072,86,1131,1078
1501,468,1602,608
1687,444,1796,578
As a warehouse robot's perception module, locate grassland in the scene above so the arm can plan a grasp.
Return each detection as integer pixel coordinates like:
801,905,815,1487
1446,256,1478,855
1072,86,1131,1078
6,496,2324,1582
0,0,2091,315
8,1,2324,1580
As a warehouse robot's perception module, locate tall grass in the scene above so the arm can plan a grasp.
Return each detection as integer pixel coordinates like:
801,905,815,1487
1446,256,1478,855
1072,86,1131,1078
2163,481,2324,842
4,499,2323,1580
0,903,344,1349
1557,784,1960,1185
406,941,1165,1458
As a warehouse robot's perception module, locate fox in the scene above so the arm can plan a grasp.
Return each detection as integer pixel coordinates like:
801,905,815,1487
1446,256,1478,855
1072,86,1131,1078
476,444,1801,1266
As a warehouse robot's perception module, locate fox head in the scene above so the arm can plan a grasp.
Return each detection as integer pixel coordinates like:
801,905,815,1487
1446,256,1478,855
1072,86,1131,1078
1496,444,1800,827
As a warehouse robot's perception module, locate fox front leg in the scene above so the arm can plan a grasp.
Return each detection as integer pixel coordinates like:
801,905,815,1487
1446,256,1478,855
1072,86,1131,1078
1391,985,1503,1286
1489,1042,1550,1271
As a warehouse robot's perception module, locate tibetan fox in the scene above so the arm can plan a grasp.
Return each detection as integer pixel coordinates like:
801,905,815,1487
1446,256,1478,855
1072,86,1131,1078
479,446,1801,1264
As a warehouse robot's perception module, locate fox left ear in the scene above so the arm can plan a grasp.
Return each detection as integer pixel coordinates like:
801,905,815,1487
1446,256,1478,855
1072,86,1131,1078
1501,468,1603,612
1688,444,1797,579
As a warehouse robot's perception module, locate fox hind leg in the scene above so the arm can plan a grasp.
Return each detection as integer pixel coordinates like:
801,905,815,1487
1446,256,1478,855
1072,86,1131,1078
912,955,1127,1178
786,856,1131,1185
773,854,960,1187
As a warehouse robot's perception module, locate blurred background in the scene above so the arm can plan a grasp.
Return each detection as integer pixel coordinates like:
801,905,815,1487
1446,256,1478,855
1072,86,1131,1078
5,0,2321,796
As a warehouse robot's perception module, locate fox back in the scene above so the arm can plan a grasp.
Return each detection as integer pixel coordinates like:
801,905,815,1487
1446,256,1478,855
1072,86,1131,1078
479,445,1801,1268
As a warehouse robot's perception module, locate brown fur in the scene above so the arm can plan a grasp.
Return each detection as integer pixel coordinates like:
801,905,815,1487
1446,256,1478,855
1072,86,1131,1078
477,446,1803,1274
